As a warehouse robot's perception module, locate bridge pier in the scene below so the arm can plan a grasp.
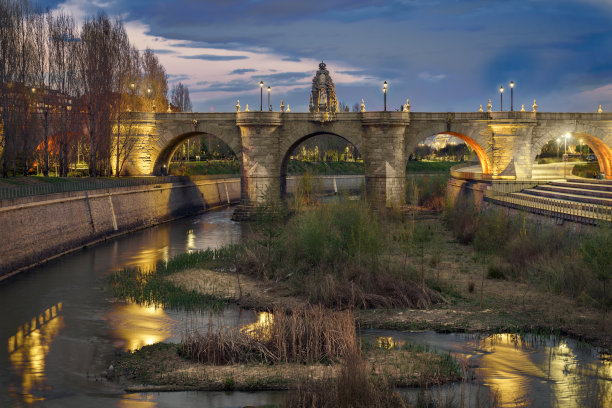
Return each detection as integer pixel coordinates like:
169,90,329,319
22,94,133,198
362,113,410,208
236,112,283,205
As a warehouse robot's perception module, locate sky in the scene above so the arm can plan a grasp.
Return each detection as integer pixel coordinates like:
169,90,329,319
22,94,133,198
39,0,612,113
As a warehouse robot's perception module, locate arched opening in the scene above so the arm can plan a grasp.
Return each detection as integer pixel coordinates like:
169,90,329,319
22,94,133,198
153,132,239,176
280,132,363,197
409,132,491,176
533,133,612,179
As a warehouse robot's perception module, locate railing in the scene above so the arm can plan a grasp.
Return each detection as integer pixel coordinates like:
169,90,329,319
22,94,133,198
489,180,546,193
484,189,612,224
0,174,239,202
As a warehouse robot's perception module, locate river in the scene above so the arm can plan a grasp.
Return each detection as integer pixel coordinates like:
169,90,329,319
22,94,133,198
0,207,609,407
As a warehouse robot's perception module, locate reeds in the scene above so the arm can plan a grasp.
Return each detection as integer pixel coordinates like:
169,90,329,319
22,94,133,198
181,305,357,365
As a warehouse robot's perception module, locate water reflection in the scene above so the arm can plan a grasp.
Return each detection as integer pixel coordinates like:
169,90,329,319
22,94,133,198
7,302,65,404
241,311,274,341
105,303,177,351
363,330,611,408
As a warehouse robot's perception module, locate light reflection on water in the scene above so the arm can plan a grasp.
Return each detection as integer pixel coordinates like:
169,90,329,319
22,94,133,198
367,330,611,408
7,302,65,404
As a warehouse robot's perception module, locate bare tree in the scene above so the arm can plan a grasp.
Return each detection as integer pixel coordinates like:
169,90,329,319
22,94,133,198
141,48,168,113
170,82,192,112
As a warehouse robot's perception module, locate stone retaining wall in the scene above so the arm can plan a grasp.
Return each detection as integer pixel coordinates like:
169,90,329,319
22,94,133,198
0,177,241,280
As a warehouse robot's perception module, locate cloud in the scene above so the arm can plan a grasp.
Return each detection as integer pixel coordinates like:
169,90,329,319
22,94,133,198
282,56,301,62
418,72,447,83
230,68,257,75
180,54,249,61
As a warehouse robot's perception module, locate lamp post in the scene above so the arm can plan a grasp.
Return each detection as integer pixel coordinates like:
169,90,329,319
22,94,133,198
510,81,514,112
499,85,504,112
383,81,388,111
557,138,561,159
564,133,570,178
260,81,264,111
267,86,271,111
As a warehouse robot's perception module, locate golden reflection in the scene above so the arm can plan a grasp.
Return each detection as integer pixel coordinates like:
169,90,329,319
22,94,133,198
7,302,65,405
118,393,158,408
476,334,542,407
241,312,273,341
186,229,196,252
105,303,176,351
376,336,405,350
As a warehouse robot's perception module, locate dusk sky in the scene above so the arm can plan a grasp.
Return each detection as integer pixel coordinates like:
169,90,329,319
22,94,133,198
39,0,612,113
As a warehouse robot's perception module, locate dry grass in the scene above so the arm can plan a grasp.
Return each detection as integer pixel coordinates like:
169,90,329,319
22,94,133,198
181,305,357,365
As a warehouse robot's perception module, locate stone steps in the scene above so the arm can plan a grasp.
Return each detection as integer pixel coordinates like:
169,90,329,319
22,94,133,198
521,187,612,206
534,184,612,199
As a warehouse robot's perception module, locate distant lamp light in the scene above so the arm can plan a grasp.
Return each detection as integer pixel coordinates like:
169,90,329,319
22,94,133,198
31,87,36,93
509,81,515,111
267,85,271,111
259,81,264,111
499,85,504,112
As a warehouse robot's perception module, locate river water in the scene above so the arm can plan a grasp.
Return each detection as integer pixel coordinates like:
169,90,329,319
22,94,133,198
0,207,610,407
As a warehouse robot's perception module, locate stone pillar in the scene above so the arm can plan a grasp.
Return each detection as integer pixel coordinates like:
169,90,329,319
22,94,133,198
488,123,535,179
117,113,158,176
362,113,410,208
236,112,282,205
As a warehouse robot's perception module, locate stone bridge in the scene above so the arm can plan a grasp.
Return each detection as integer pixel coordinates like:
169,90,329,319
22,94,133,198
119,111,612,207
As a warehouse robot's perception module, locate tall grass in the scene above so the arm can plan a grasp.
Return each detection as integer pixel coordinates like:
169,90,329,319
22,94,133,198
181,305,357,364
239,199,447,309
406,175,448,211
443,197,611,306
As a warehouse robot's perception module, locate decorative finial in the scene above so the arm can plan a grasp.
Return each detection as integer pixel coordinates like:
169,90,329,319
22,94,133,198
598,105,603,113
403,99,410,112
167,104,172,113
286,104,291,113
245,104,250,112
521,104,525,112
487,99,492,113
478,104,483,113
236,99,241,112
532,99,538,113
360,99,366,112
280,99,285,113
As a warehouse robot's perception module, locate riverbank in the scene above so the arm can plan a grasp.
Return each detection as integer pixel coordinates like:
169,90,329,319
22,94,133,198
107,203,611,406
112,340,459,392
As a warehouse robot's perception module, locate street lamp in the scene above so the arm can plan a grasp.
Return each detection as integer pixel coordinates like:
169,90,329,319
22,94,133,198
499,85,504,112
267,86,271,111
564,133,570,178
556,138,561,159
510,81,514,112
383,81,388,111
259,81,264,111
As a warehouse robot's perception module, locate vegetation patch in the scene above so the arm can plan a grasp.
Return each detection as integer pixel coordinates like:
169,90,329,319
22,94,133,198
572,162,600,178
181,306,357,365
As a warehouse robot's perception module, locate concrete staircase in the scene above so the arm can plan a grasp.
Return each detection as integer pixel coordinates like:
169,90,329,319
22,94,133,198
485,178,612,224
519,179,612,207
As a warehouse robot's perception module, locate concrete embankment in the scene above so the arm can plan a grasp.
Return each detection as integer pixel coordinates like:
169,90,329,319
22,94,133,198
0,174,365,280
0,177,241,280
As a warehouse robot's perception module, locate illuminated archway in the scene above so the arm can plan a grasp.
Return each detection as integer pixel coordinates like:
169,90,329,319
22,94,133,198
532,132,612,179
410,131,491,176
153,131,240,176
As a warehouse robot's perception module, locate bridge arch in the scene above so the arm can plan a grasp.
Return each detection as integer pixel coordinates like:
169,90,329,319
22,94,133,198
407,125,491,176
531,126,612,179
279,131,363,197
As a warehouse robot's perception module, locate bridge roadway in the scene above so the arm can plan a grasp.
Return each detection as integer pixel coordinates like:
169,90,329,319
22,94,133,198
117,111,612,208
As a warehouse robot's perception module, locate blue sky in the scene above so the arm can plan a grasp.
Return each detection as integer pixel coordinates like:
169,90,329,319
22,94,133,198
41,0,612,113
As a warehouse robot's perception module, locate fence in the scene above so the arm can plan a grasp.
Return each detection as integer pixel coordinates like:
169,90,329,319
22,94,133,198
484,189,612,224
0,175,238,201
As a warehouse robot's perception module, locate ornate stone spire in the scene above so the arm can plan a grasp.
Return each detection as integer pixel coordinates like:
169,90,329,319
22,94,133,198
310,62,338,113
